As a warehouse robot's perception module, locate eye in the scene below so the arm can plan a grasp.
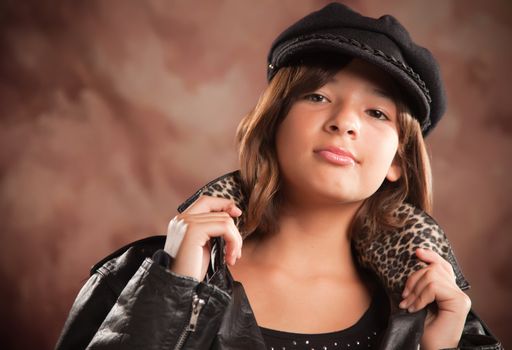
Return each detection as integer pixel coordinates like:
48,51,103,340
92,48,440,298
303,93,330,103
366,109,389,120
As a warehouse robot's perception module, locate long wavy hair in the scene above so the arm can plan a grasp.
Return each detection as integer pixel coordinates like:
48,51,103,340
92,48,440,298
235,57,432,241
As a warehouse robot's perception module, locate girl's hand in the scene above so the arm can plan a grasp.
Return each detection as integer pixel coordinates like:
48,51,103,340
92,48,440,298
399,248,472,350
165,195,243,281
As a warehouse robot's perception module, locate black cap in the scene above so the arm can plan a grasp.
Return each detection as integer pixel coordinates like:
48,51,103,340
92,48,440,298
267,2,446,136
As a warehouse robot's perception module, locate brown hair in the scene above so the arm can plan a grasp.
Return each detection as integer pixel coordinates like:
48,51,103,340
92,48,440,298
235,59,432,241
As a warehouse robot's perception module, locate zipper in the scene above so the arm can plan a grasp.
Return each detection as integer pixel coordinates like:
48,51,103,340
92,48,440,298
173,292,206,350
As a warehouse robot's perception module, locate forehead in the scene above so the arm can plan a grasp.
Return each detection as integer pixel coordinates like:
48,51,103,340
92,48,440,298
327,58,401,100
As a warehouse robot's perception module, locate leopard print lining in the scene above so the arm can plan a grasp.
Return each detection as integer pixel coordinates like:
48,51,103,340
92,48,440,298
352,203,470,295
178,170,470,296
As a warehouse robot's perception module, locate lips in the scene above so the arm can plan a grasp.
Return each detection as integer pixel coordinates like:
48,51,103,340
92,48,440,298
314,146,357,166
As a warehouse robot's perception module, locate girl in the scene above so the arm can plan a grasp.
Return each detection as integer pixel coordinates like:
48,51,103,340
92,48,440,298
56,3,502,349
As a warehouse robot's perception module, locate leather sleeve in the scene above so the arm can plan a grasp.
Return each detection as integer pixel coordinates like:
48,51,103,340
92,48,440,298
55,244,231,350
440,308,503,350
86,258,231,349
55,272,120,350
55,244,153,350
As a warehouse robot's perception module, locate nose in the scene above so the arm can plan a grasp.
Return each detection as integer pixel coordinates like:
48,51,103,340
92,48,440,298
324,103,361,138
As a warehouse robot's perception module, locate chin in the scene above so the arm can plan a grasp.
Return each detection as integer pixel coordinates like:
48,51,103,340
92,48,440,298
308,181,363,204
329,192,365,205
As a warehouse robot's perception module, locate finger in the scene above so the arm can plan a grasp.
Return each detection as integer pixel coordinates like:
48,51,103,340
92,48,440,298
405,276,458,313
402,264,448,299
210,218,242,265
412,269,443,296
179,211,233,222
400,269,455,312
400,268,435,308
400,267,434,311
223,217,242,261
185,194,242,217
415,248,450,269
226,225,243,265
402,267,428,298
184,220,241,259
406,280,437,312
182,212,243,262
415,248,456,279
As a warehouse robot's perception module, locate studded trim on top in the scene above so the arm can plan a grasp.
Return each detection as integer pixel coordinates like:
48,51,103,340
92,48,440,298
261,329,380,350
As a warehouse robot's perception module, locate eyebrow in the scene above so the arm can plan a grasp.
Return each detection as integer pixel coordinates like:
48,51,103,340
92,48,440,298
326,77,396,102
370,88,395,102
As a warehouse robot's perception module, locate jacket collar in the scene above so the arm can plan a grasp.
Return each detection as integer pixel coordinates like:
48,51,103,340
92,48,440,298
174,170,478,349
177,169,470,301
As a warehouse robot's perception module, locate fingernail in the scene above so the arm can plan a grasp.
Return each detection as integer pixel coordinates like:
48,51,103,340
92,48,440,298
399,300,407,308
408,306,415,313
402,289,409,297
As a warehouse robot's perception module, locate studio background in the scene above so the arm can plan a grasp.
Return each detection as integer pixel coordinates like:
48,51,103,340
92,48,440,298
0,0,511,349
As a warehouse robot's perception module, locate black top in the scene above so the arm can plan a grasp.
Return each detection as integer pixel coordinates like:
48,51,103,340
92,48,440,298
259,279,389,350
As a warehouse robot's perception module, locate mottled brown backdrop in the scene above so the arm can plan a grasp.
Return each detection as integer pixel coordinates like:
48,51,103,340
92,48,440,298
0,0,511,349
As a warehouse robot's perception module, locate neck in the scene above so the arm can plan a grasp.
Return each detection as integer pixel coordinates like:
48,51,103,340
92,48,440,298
246,197,363,280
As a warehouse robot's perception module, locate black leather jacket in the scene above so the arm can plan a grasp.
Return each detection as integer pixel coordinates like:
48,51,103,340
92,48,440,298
55,172,503,350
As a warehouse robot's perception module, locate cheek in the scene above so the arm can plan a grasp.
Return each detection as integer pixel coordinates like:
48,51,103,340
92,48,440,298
275,125,297,173
358,132,398,183
276,116,311,157
365,133,399,180
275,117,315,184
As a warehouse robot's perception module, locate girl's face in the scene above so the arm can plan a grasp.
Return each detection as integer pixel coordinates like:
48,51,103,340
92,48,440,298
275,58,402,206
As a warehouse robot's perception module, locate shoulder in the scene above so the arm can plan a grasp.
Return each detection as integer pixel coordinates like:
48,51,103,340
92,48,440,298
90,235,166,277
